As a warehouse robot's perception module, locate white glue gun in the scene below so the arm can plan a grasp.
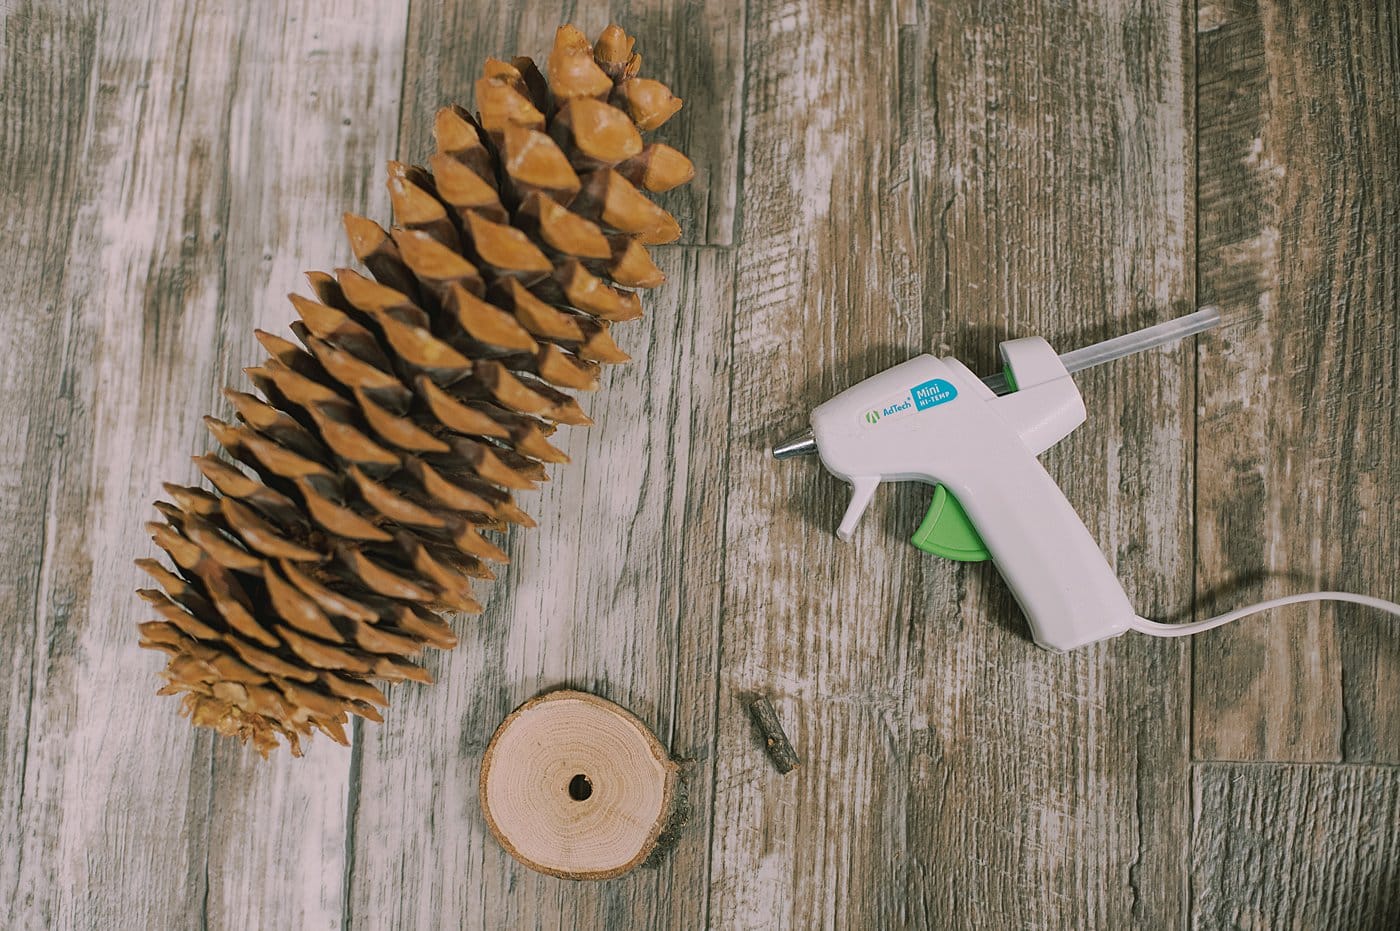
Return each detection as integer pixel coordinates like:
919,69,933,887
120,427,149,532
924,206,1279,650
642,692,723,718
774,308,1400,651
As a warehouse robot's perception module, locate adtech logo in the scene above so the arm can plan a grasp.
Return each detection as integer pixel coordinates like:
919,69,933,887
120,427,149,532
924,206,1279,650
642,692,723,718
860,378,959,428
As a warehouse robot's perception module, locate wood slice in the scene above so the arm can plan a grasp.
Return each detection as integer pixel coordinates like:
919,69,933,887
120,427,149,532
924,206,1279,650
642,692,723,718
479,689,678,879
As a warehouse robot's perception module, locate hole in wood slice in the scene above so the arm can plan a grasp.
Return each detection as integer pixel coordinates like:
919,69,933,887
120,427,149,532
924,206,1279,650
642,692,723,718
567,773,593,801
479,689,678,880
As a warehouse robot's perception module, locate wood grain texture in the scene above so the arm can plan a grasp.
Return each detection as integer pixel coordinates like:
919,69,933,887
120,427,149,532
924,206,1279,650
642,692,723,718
396,0,743,246
2,0,1397,927
346,247,733,929
194,5,410,929
0,1,405,927
1192,0,1400,763
1192,763,1400,930
712,0,1195,927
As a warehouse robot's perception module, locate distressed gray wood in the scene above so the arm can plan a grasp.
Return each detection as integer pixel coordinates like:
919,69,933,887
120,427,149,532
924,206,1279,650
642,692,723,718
0,1,405,927
1192,0,1400,763
346,247,733,929
0,4,149,927
1192,763,1400,930
712,0,1196,927
396,0,743,245
342,10,741,924
195,5,410,930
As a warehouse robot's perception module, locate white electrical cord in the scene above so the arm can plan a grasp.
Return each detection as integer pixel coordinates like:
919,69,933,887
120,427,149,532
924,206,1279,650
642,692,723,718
1130,591,1400,638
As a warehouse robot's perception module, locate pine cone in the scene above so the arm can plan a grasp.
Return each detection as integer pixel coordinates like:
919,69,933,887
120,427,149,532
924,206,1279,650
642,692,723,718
135,24,693,757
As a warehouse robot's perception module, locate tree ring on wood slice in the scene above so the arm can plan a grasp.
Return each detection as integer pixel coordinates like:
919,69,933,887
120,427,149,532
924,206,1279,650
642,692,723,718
479,689,679,880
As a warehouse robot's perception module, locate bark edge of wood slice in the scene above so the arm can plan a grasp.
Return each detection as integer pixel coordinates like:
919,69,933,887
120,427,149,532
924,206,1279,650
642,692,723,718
479,689,679,880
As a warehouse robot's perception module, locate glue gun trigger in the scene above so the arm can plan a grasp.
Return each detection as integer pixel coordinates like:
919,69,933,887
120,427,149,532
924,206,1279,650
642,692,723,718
837,476,880,542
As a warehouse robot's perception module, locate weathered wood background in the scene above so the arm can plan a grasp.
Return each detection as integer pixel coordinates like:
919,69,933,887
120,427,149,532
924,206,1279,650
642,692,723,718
2,0,1396,927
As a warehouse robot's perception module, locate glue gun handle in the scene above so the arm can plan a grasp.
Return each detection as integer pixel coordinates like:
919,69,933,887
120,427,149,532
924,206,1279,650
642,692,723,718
949,441,1137,651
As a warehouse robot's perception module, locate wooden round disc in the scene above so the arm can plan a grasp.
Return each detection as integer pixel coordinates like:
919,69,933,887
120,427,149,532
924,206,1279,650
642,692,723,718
479,689,678,880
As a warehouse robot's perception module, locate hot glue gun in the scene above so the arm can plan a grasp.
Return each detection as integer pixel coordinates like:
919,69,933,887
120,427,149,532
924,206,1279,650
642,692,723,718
773,308,1400,651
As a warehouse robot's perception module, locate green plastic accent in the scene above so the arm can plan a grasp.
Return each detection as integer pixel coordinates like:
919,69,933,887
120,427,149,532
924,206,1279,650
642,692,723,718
1002,365,1018,392
911,485,992,562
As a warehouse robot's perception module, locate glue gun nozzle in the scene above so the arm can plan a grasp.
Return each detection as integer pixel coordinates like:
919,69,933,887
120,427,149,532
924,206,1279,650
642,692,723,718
773,430,817,460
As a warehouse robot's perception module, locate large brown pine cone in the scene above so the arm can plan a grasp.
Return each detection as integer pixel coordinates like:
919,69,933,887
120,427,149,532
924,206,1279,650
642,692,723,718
135,24,692,757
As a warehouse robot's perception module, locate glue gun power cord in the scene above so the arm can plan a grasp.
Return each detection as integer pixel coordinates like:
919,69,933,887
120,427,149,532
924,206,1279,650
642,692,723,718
1129,591,1400,638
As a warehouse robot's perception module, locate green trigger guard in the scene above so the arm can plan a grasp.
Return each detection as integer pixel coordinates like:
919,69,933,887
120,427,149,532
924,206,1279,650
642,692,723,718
911,484,991,562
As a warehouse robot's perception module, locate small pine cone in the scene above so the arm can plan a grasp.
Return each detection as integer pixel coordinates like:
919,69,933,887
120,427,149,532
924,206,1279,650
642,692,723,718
136,24,693,757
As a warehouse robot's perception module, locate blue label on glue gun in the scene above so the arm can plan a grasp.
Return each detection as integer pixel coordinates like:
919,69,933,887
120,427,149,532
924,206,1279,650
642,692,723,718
911,379,958,410
861,379,959,427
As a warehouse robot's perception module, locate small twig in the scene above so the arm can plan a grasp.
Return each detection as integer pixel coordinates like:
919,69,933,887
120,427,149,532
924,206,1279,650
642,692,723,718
747,695,799,774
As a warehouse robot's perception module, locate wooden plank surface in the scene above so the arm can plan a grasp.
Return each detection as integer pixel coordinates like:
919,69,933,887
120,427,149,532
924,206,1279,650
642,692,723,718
1192,0,1400,763
345,248,733,929
341,9,741,927
920,0,1200,919
0,1,405,927
712,0,1196,927
1192,763,1400,930
193,5,410,930
1,0,1396,928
